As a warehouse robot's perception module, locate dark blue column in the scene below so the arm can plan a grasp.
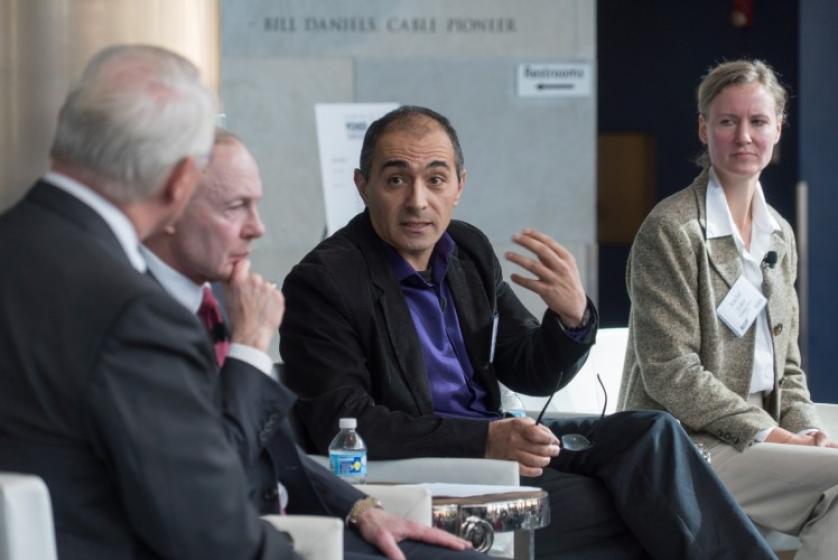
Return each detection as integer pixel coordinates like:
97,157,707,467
800,1,838,402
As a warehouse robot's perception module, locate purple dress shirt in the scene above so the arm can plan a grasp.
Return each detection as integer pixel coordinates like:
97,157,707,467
386,233,592,420
386,234,497,419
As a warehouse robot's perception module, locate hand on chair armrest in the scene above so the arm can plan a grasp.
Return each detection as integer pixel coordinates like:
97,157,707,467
359,484,432,525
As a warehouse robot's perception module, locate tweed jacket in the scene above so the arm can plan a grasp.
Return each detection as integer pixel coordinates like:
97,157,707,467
618,170,820,452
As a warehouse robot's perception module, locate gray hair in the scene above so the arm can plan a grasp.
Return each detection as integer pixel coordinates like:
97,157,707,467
50,44,216,203
695,59,787,168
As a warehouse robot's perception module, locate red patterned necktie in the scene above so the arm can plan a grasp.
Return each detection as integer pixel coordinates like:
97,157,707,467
197,286,230,365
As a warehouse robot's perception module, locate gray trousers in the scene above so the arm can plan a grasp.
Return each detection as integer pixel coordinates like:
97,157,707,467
711,441,838,560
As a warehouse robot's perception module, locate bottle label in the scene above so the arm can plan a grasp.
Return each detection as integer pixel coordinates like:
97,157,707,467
329,450,367,479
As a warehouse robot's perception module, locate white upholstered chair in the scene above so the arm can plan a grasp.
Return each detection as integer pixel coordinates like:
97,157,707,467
0,472,433,560
0,473,57,560
507,327,627,418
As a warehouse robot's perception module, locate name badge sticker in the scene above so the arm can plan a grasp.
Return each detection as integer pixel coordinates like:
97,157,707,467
716,276,767,337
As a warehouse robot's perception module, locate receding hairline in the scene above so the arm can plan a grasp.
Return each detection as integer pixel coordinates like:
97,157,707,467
358,105,465,181
200,132,260,200
370,117,459,171
214,128,243,147
377,113,445,139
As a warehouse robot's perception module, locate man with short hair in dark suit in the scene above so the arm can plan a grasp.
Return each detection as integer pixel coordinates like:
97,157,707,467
280,105,776,559
0,47,477,560
142,129,480,560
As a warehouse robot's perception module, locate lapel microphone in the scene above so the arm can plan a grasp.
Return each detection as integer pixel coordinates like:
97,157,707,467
762,251,778,269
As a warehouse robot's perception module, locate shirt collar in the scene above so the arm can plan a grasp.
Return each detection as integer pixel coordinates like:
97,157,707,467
44,171,147,273
386,232,456,287
705,168,780,246
139,246,206,313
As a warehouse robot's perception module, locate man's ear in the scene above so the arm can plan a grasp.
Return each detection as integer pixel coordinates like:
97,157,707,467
454,168,467,206
161,157,200,209
353,169,368,204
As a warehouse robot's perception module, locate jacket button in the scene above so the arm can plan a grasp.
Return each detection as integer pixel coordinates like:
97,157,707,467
773,323,783,336
263,486,279,502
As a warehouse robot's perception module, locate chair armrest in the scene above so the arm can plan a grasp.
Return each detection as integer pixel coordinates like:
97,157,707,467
360,484,431,526
0,473,58,560
262,515,343,560
815,403,838,436
309,455,519,486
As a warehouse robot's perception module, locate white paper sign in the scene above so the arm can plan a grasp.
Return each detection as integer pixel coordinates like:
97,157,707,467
315,102,399,235
517,63,592,98
716,276,767,337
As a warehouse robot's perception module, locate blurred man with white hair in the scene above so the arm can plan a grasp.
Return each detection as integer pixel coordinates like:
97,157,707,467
0,43,294,560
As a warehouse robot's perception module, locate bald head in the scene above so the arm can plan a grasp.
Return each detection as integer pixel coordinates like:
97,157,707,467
145,132,265,284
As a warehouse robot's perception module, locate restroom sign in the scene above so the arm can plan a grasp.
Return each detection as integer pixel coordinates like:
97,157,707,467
517,63,592,97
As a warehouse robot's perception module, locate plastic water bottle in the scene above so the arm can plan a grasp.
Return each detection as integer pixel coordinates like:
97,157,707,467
500,385,528,418
328,418,367,484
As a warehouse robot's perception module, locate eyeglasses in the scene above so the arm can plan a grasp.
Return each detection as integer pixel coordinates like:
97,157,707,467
535,373,607,452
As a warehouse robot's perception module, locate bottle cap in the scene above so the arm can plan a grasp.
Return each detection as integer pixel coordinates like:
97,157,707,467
339,418,357,429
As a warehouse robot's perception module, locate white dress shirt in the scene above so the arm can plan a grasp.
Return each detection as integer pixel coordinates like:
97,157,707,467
140,246,275,378
705,168,779,396
705,169,785,442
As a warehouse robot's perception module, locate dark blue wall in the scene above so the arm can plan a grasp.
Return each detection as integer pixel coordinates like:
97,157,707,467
800,1,838,402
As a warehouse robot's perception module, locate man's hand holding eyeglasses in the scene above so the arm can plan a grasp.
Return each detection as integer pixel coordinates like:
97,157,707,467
485,417,561,477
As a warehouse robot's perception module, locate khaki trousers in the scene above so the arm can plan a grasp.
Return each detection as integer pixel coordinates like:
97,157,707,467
711,439,838,559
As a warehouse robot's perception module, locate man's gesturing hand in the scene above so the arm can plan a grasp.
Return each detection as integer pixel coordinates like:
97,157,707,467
355,507,473,560
505,229,587,327
485,417,561,477
223,259,285,352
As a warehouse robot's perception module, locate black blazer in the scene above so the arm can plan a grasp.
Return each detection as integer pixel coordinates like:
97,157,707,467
218,358,363,518
208,288,363,518
280,211,596,459
0,182,352,560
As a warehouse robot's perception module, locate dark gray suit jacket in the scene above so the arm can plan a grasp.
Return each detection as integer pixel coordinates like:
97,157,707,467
280,211,596,458
0,182,359,559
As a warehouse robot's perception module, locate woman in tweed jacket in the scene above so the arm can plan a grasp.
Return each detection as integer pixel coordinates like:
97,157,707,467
619,60,838,558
